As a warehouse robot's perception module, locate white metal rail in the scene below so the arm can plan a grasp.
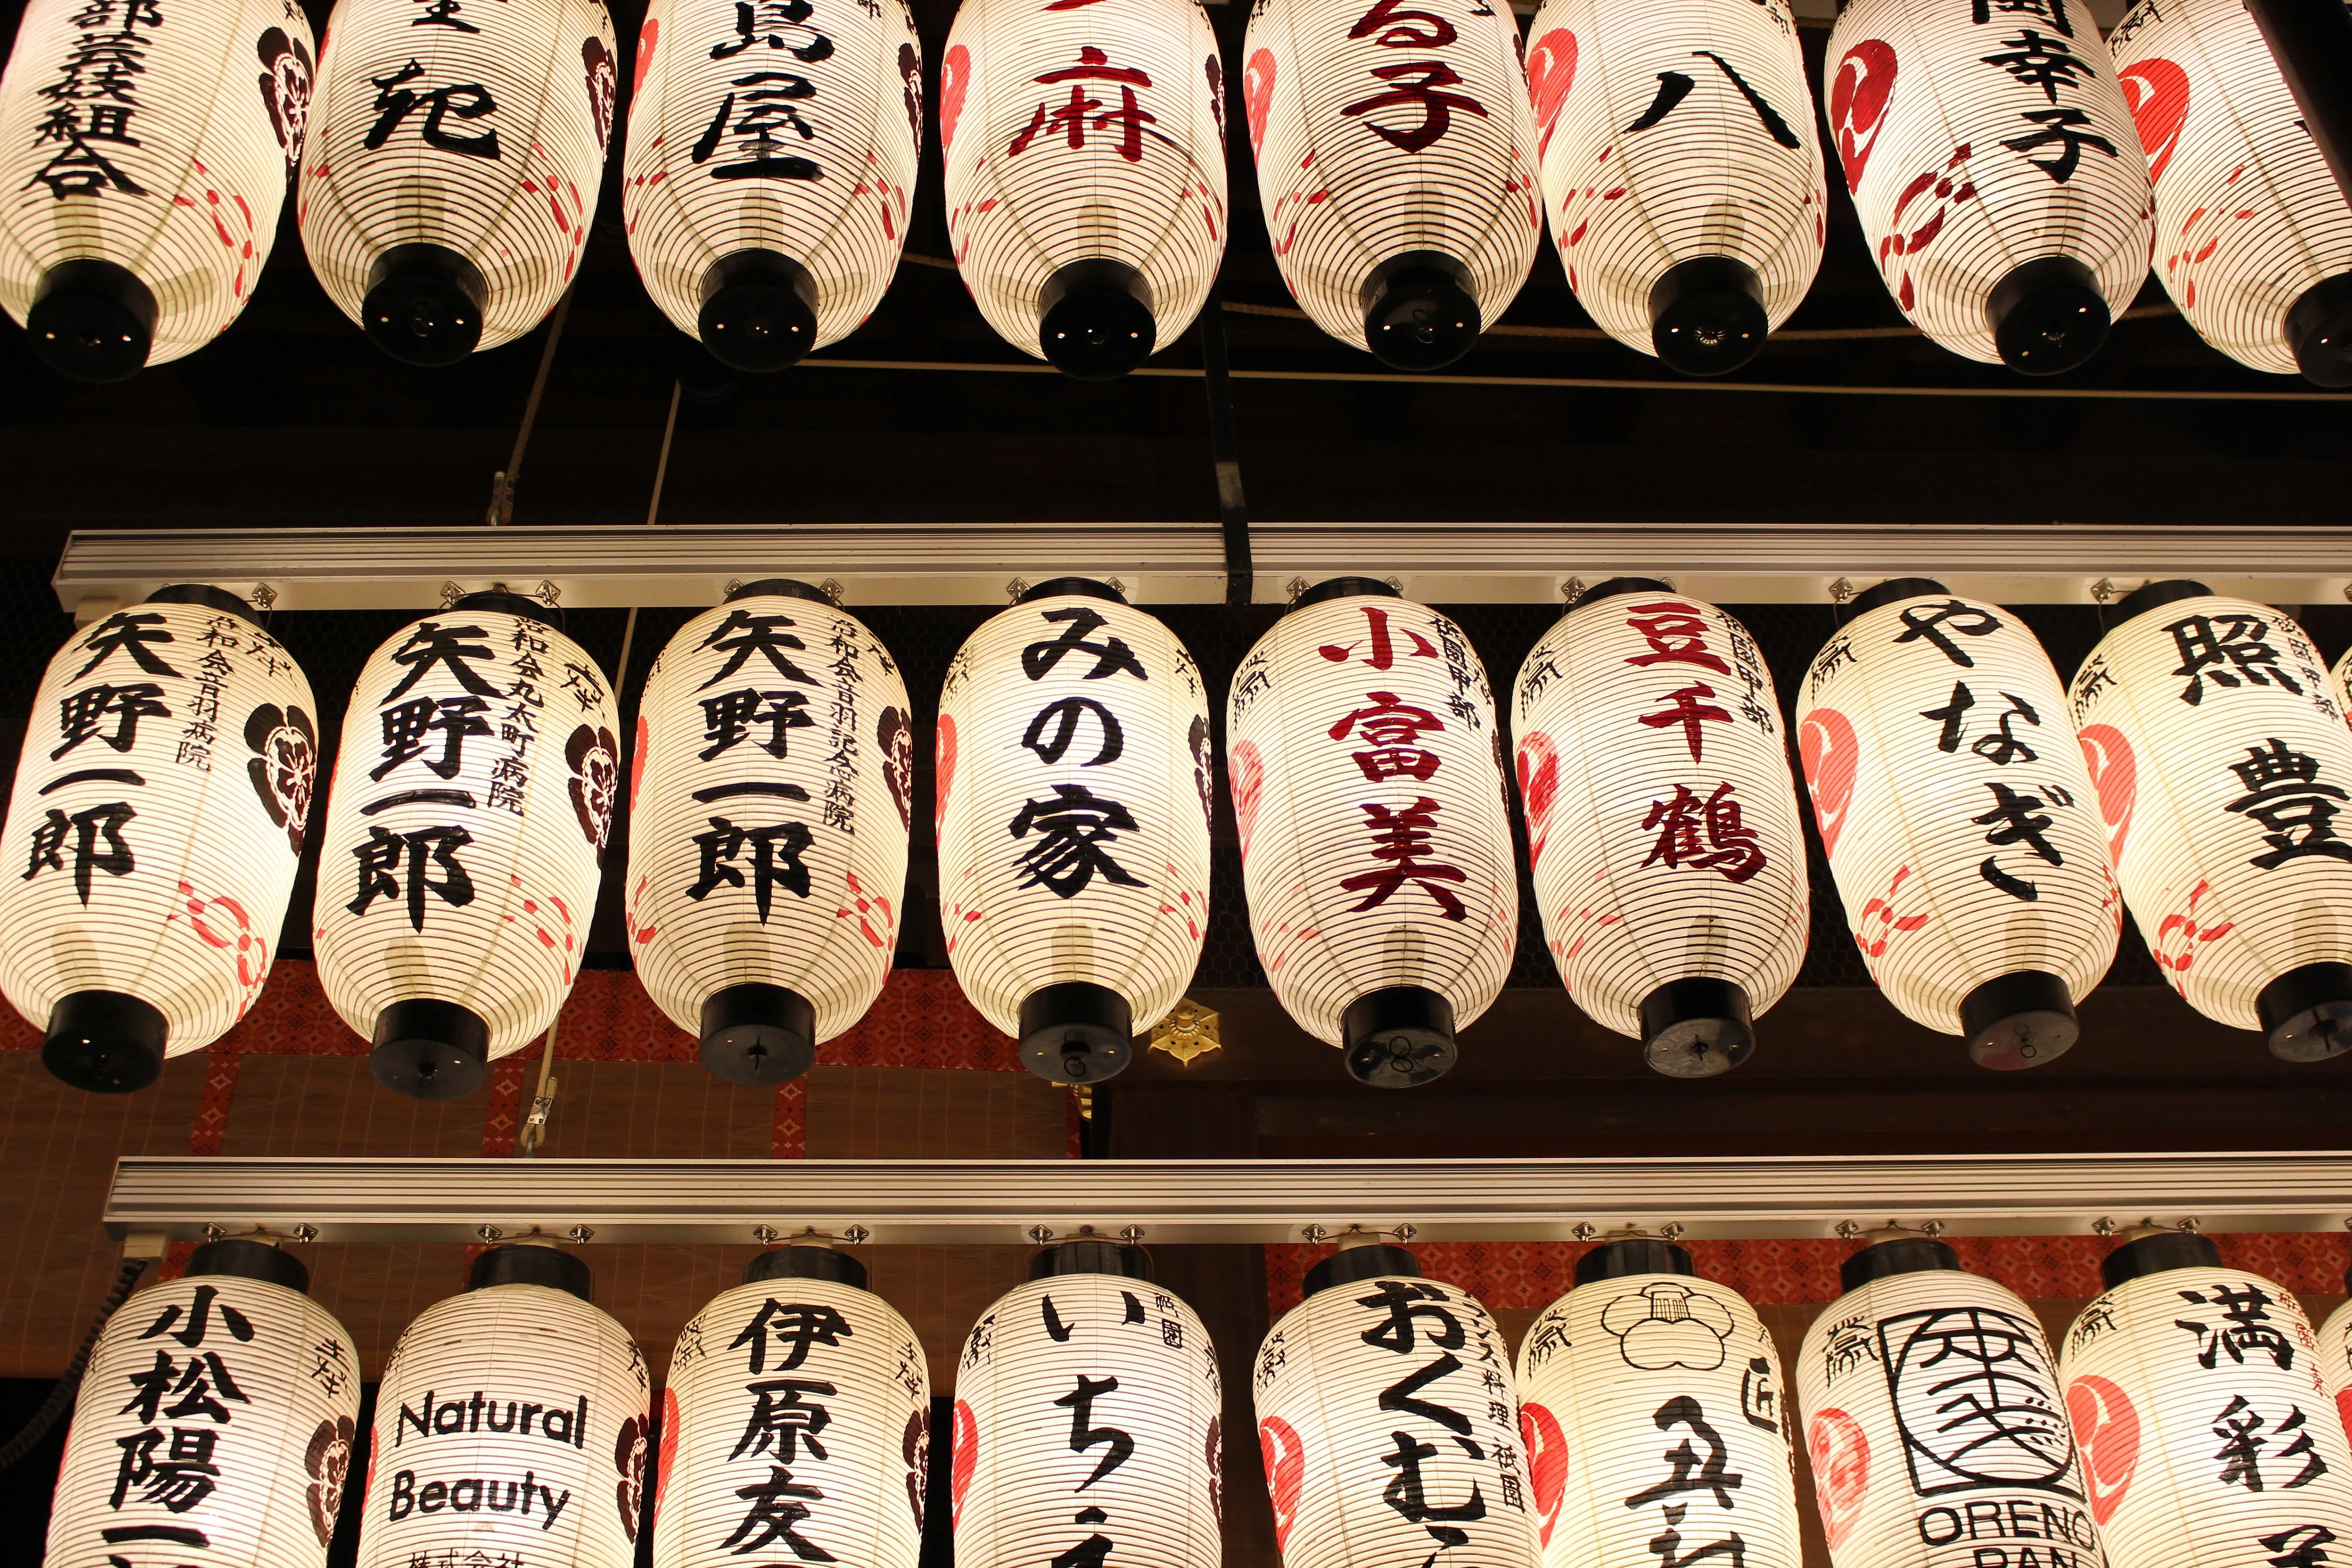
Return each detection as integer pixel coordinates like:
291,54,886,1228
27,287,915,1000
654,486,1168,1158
51,521,2352,614
100,1153,2352,1246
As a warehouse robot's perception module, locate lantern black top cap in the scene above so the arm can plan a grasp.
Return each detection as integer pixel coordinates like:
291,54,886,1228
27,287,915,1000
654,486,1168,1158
1017,577,1128,606
2101,1229,2222,1289
728,578,833,607
1302,1240,1421,1297
1840,1234,1960,1293
1847,577,1951,616
1572,577,1676,609
187,1237,311,1294
147,583,262,623
1029,1239,1153,1281
2113,579,2215,621
745,1244,870,1291
1574,1236,1696,1285
450,590,559,627
467,1242,593,1302
1296,576,1401,609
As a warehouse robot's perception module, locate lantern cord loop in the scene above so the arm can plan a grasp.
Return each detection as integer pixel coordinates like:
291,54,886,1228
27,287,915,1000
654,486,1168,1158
1199,281,1253,609
0,1255,148,1470
484,286,578,526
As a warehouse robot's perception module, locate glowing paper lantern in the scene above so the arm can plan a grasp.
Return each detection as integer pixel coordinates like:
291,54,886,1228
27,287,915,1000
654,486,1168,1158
628,581,912,1085
1823,0,2154,373
2067,580,2352,1058
1512,580,1807,1075
1522,0,1824,376
45,1241,361,1568
935,580,1210,1082
313,592,617,1098
2313,1271,2352,1434
1242,0,1541,369
1254,1243,1537,1568
299,0,617,365
621,0,923,371
952,1243,1223,1568
0,0,314,380
1797,1234,2105,1568
1227,579,1515,1085
1515,1238,1801,1568
359,1246,649,1568
2108,0,2352,385
0,586,316,1092
656,1246,930,1568
2057,1230,2352,1568
1795,577,2116,1067
937,0,1227,379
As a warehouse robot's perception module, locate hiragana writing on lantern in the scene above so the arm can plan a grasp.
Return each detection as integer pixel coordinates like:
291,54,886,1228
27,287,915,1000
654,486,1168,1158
1349,1280,1522,1567
1624,1396,1749,1568
1339,0,1489,154
1038,1289,1171,1568
1009,48,1167,166
106,1285,259,1545
1004,607,1150,902
692,1,833,182
721,1299,852,1562
28,0,161,199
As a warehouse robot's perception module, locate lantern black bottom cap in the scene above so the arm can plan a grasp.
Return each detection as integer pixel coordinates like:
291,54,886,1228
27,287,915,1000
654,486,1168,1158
43,989,165,1094
2287,271,2352,387
363,243,485,367
1986,255,2109,375
1648,256,1768,377
27,259,155,383
1342,986,1457,1088
1639,978,1753,1078
1363,252,1481,371
699,249,818,372
1961,969,2077,1070
1020,982,1133,1083
369,1000,489,1100
701,982,817,1085
2258,961,2352,1061
1039,259,1157,381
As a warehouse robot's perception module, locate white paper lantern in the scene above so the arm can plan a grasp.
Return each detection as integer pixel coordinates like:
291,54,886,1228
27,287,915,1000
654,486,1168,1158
1511,581,1808,1075
620,0,923,371
2057,1232,2352,1568
1253,1245,1537,1568
1515,1239,1802,1568
935,580,1211,1082
937,0,1227,379
1522,0,1824,376
627,582,912,1085
313,592,617,1098
952,1245,1223,1568
1242,0,1541,368
0,0,314,380
1796,1236,2106,1568
2108,0,2352,385
45,1242,362,1568
0,586,316,1093
2066,580,2352,1059
1822,0,2154,373
1795,577,2117,1068
299,0,617,365
2313,1282,2352,1449
359,1246,651,1568
1227,579,1516,1085
655,1247,930,1568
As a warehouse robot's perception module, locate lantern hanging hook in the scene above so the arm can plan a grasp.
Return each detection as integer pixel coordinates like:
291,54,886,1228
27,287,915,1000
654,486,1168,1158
1827,577,1855,605
440,580,465,609
841,1225,872,1246
1834,1219,1863,1241
1026,1224,1054,1246
1571,1222,1598,1242
477,1224,504,1244
1300,1224,1329,1244
1118,1225,1145,1245
753,1225,782,1246
1560,576,1584,604
2092,1216,2117,1237
2091,577,2117,605
1005,578,1029,602
1284,577,1309,606
565,1225,594,1244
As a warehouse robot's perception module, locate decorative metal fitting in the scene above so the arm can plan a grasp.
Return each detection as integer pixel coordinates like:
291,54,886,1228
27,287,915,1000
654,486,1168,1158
250,583,279,611
1103,577,1127,597
1393,1223,1418,1243
1571,1222,1598,1242
1920,1219,1946,1237
536,580,562,606
1659,1222,1686,1242
566,1224,595,1244
202,1223,226,1243
1149,1000,1221,1064
477,1224,504,1244
753,1225,782,1247
841,1225,872,1247
2092,1216,2117,1237
818,578,845,606
1284,577,1309,606
2091,578,2117,605
1834,1219,1864,1240
1005,577,1030,602
1561,576,1585,603
1384,576,1404,592
1828,577,1855,605
1300,1224,1329,1244
2176,1216,2204,1233
724,578,744,599
1027,1225,1055,1246
439,580,466,609
1119,1225,1146,1245
289,1223,318,1244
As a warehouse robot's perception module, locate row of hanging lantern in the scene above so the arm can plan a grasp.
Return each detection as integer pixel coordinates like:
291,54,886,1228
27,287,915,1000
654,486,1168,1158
8,572,2352,1099
6,0,2352,385
45,1224,2352,1568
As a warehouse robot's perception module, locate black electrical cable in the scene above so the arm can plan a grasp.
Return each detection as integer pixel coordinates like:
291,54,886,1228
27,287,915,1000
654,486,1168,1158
0,1255,149,1471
